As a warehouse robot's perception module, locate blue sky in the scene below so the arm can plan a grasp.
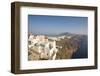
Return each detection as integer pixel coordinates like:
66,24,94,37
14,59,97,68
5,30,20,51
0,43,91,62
28,15,88,35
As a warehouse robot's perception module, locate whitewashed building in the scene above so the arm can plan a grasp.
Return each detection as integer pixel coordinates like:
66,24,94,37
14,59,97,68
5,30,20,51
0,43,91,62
28,34,59,60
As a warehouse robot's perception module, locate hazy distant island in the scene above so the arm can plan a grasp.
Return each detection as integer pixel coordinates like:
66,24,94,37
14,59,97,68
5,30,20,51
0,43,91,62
28,32,88,60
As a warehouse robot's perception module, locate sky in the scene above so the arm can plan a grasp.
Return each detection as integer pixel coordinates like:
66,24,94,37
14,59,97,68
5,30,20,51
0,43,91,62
28,15,88,35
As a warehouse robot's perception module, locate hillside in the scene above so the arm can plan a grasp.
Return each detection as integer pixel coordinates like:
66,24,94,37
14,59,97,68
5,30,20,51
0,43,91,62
56,35,87,59
28,32,88,60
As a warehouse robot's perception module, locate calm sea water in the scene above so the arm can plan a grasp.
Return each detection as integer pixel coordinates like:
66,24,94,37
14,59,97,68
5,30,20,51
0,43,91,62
72,38,88,59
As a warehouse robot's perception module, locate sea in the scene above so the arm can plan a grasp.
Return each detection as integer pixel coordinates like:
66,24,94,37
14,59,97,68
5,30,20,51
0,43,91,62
72,37,88,59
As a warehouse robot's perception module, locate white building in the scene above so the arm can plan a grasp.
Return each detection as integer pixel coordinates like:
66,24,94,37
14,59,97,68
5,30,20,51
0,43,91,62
28,34,59,60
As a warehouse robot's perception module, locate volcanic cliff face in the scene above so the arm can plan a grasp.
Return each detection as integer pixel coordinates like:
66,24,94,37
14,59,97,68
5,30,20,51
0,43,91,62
56,37,79,59
56,35,87,59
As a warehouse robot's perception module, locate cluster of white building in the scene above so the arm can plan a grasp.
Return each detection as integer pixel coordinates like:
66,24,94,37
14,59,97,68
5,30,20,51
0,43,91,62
28,33,59,60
